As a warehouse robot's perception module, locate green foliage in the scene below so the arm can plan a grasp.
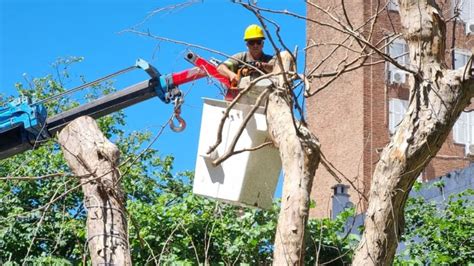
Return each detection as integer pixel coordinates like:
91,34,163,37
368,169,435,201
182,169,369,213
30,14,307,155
395,187,474,265
305,208,360,265
126,173,280,265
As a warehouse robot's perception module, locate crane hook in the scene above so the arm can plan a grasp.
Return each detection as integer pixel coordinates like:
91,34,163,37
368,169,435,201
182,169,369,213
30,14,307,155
170,113,186,132
169,96,186,133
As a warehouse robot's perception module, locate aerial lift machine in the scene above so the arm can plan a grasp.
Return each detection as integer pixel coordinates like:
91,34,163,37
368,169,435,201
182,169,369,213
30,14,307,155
0,52,281,209
0,52,233,160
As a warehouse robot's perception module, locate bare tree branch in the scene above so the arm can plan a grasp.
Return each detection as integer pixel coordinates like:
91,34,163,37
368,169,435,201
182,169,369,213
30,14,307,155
212,87,271,166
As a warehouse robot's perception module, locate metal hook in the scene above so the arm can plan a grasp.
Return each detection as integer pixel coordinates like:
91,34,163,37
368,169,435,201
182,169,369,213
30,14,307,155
170,96,186,132
170,113,186,132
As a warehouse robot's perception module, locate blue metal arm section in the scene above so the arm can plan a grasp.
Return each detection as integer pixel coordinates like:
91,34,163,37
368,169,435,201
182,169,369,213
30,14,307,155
0,96,48,140
0,57,190,160
136,58,173,103
0,97,49,160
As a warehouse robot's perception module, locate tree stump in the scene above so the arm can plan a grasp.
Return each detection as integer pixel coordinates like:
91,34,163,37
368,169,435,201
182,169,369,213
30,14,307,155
58,116,131,265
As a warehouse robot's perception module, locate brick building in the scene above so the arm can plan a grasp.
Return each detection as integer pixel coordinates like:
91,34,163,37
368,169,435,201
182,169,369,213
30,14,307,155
306,0,474,217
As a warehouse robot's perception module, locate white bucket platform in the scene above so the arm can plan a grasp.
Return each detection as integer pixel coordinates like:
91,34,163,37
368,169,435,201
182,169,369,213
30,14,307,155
193,98,281,209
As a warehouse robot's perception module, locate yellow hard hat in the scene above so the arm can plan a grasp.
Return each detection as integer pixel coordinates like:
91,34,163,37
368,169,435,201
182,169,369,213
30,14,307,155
244,24,265,41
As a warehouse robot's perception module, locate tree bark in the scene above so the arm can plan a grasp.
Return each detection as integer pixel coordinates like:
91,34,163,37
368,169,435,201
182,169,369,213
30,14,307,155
270,52,321,265
352,1,474,265
58,116,132,265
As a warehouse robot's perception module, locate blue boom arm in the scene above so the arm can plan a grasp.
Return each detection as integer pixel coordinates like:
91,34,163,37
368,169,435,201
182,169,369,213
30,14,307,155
0,56,208,160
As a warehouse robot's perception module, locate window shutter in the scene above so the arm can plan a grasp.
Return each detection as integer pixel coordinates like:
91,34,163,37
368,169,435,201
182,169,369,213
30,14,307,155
454,50,470,69
397,100,406,128
469,112,474,144
460,0,473,22
454,112,468,144
389,99,408,134
454,116,460,142
394,99,402,132
460,113,467,144
389,100,395,133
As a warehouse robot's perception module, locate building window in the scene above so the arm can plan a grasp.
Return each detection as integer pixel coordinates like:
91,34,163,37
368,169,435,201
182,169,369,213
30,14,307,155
453,112,474,152
459,0,473,22
454,49,471,69
456,0,474,34
388,0,399,11
387,38,409,84
389,98,408,134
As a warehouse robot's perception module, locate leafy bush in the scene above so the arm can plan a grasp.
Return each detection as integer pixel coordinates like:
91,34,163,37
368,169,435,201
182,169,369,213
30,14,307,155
395,185,474,265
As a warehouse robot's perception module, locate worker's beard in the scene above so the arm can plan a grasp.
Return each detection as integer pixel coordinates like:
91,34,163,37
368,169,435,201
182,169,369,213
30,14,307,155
249,49,263,60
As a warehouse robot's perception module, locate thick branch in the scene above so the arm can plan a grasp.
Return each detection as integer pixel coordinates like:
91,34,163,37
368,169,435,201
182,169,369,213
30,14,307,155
269,52,321,265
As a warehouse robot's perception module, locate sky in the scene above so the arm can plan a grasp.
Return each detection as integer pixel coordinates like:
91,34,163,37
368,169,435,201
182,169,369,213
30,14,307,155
0,0,306,198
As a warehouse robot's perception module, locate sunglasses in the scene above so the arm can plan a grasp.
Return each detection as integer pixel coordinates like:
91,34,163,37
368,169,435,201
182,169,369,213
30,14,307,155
247,40,263,46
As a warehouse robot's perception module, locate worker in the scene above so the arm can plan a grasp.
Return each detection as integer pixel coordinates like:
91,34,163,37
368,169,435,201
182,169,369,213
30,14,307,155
217,24,275,86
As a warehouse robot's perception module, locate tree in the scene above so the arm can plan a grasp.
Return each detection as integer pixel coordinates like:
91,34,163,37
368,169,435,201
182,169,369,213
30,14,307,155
220,1,473,264
264,51,321,264
58,116,132,265
351,1,473,264
275,0,474,264
0,58,136,264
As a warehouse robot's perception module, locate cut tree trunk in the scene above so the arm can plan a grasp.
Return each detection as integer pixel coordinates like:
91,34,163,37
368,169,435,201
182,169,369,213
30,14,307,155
352,1,474,265
58,116,132,265
269,51,321,265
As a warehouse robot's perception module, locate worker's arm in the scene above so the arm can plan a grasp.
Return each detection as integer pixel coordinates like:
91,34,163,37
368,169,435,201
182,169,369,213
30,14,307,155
218,52,245,83
217,63,238,83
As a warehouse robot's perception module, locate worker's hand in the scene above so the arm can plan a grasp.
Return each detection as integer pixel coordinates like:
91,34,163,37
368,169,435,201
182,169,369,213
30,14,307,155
255,61,269,70
229,72,239,87
229,72,238,83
